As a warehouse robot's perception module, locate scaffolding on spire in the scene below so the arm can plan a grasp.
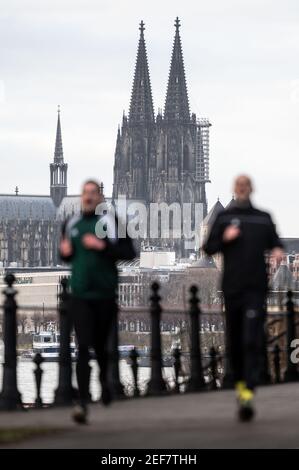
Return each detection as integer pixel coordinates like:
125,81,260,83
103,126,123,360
195,118,211,183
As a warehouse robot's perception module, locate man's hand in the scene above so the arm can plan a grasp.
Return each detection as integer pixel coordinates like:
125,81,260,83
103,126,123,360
82,234,107,251
60,238,73,258
271,247,284,264
223,225,241,243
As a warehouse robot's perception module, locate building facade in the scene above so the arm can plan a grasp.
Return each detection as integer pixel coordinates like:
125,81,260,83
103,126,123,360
0,108,83,267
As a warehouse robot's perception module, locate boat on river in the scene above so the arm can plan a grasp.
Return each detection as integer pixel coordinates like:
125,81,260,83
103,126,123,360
20,330,77,362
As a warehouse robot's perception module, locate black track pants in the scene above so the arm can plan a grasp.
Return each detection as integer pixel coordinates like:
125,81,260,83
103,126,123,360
71,297,117,406
224,291,266,390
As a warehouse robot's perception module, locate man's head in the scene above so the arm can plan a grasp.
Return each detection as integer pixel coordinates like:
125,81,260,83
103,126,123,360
233,175,253,202
81,180,104,214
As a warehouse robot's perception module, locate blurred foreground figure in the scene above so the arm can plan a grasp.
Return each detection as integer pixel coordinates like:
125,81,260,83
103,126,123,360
204,175,283,421
60,180,135,424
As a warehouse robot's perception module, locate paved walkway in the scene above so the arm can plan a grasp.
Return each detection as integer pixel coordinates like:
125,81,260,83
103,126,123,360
0,383,299,448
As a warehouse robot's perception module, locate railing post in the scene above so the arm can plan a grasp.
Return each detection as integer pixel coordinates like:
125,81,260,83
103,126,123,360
210,346,218,390
147,282,167,395
33,353,44,408
221,293,234,389
0,274,23,410
129,347,139,397
273,344,281,384
173,347,181,393
186,285,205,392
87,361,92,402
107,306,125,399
284,290,299,382
259,306,271,385
54,277,74,405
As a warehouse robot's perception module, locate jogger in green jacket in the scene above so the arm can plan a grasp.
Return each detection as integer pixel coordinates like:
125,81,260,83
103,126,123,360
60,180,135,424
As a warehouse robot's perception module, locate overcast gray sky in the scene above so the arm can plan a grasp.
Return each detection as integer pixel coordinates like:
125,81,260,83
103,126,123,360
0,0,298,236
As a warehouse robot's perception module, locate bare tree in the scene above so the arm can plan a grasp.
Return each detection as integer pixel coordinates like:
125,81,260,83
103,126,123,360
18,314,29,334
43,312,58,330
31,311,43,334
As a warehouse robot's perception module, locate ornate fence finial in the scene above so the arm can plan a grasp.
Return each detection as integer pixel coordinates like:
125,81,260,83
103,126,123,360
173,347,181,393
0,273,22,410
54,277,74,405
147,282,167,395
209,346,218,390
186,285,205,392
129,347,139,397
33,352,44,408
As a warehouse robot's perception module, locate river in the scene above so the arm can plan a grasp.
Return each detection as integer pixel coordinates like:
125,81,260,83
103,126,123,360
0,359,175,404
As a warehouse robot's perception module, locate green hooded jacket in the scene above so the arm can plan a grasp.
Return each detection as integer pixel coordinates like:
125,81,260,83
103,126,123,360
61,213,135,300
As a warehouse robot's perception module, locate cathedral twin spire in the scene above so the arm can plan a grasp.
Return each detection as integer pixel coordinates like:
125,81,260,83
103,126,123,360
113,17,209,219
129,21,155,124
164,17,190,121
129,17,190,124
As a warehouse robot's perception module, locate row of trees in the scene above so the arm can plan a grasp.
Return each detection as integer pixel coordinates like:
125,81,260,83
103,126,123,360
0,311,58,336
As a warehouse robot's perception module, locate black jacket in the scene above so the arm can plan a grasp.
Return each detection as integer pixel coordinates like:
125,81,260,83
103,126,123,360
203,202,283,295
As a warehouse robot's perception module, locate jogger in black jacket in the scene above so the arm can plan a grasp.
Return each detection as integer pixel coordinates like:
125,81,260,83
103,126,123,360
203,175,284,421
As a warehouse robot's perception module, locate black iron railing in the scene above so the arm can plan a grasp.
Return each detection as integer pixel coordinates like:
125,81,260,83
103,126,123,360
0,274,298,410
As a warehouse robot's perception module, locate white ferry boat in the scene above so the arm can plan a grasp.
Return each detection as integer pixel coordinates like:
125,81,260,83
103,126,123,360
22,330,77,362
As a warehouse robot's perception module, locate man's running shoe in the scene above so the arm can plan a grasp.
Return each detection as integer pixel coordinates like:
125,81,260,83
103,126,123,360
235,380,246,399
71,404,88,424
238,387,255,422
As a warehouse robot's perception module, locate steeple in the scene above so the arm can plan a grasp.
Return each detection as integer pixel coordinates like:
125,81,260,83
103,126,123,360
164,17,190,122
129,21,155,124
50,106,68,207
114,126,122,168
54,105,64,163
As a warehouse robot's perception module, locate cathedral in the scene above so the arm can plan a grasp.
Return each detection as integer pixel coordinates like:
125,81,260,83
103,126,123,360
112,18,211,255
0,17,211,267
